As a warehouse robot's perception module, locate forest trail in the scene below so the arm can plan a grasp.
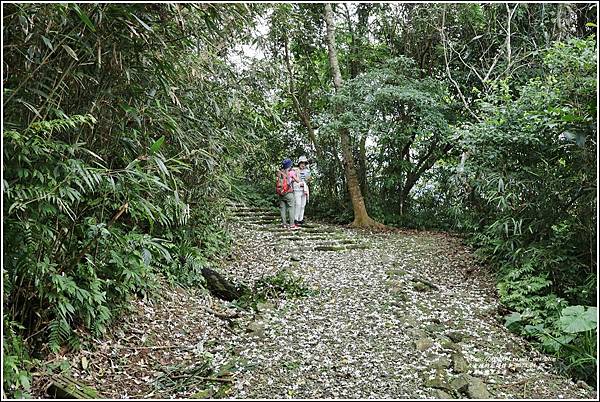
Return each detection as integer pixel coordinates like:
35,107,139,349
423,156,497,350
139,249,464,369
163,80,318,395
31,203,595,399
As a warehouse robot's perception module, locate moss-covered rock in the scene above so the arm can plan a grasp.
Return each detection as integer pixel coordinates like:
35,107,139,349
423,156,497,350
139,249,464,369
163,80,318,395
386,269,408,277
450,374,470,393
467,377,490,399
446,331,467,343
314,245,346,252
451,352,469,373
414,337,434,351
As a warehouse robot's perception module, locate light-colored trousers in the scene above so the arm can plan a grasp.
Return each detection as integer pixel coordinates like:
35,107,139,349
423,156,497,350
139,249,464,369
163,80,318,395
294,190,307,221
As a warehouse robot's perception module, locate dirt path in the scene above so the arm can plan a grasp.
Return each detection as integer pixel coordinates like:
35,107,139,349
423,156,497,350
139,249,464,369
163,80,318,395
30,203,596,399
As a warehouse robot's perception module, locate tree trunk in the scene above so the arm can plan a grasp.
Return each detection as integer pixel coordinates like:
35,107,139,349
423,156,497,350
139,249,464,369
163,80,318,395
324,4,343,89
358,134,368,197
399,143,453,216
355,6,370,198
324,3,383,228
399,175,415,216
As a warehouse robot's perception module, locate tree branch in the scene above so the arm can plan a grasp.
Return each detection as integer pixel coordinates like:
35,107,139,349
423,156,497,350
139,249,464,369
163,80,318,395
283,34,323,161
440,6,480,122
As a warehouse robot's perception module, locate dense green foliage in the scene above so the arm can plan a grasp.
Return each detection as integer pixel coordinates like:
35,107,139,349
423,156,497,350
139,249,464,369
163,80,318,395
460,37,597,382
2,2,597,397
321,56,457,223
2,3,274,397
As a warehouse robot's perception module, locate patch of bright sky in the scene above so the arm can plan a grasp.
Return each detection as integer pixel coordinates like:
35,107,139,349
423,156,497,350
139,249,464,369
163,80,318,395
228,10,270,70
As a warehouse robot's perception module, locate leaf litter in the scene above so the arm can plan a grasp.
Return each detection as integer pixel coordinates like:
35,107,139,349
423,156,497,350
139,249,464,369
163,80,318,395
29,211,596,399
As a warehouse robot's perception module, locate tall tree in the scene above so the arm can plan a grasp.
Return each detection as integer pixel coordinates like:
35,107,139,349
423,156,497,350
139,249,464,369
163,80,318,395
323,3,382,228
341,3,373,198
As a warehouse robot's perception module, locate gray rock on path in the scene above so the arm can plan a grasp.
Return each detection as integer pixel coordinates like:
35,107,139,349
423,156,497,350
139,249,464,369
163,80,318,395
435,389,454,399
247,321,266,338
451,352,470,373
413,281,432,292
446,331,467,343
425,322,445,334
430,356,452,369
449,373,491,399
467,377,491,399
415,337,434,352
440,336,461,352
450,374,470,393
424,372,452,391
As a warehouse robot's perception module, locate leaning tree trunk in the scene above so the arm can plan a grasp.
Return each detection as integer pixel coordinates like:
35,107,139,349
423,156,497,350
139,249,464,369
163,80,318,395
324,3,383,228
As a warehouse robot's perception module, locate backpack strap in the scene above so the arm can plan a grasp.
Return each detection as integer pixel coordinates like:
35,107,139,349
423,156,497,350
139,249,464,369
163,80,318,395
283,169,292,192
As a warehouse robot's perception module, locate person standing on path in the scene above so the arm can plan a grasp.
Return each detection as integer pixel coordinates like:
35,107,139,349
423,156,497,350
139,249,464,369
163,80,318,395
293,155,311,226
277,158,301,230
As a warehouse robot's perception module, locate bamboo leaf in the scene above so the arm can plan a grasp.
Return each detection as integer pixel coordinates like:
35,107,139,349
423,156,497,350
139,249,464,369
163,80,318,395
62,44,79,61
132,13,152,31
150,135,165,154
155,156,169,177
41,35,54,51
83,148,106,163
72,4,96,32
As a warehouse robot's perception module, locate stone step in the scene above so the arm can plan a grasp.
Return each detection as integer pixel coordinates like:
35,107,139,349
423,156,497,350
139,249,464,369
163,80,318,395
227,204,267,210
308,245,347,252
338,239,360,245
255,222,340,231
279,243,341,250
232,220,281,225
229,206,274,211
225,202,246,208
273,230,340,237
283,238,358,246
230,213,279,219
242,222,282,229
287,242,369,252
346,244,370,250
299,227,338,233
240,219,280,225
278,235,338,241
230,210,278,216
314,244,369,251
233,217,280,223
256,226,290,232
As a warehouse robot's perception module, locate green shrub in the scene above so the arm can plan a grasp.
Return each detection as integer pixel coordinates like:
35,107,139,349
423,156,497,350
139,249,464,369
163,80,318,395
462,36,597,385
2,318,34,399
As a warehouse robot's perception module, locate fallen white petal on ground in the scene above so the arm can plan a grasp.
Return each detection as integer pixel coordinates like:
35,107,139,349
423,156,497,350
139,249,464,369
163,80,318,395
29,208,597,399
